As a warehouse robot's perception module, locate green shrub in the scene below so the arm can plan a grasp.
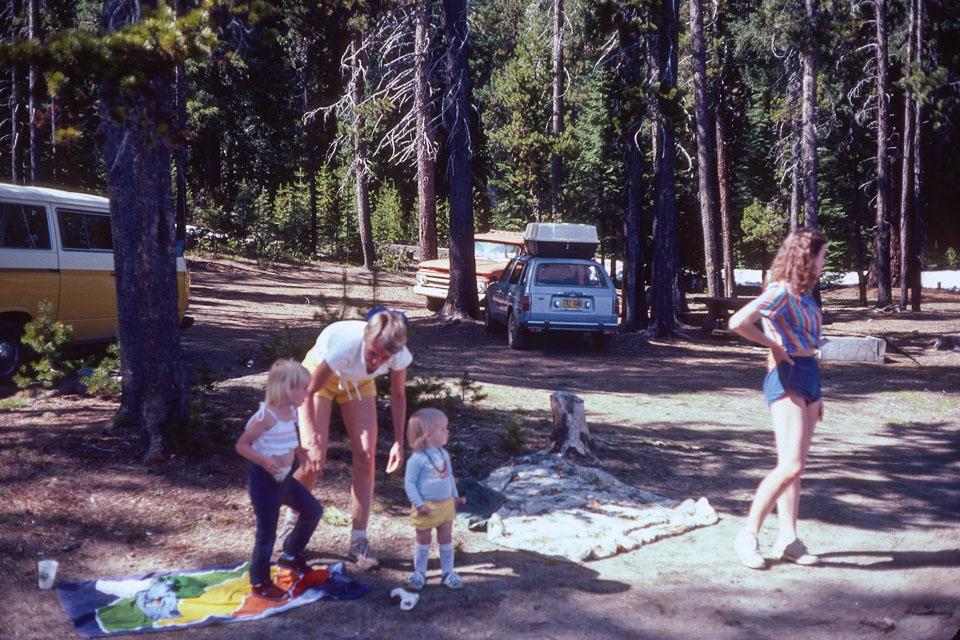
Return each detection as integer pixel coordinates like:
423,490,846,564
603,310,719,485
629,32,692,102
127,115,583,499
499,416,526,455
164,395,231,455
81,341,122,398
13,301,77,390
240,327,315,368
163,363,233,455
943,247,959,270
454,371,487,408
322,505,351,527
371,180,411,246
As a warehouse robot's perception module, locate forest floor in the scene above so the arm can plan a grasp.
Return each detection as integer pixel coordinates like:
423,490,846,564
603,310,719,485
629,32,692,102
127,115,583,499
1,255,959,640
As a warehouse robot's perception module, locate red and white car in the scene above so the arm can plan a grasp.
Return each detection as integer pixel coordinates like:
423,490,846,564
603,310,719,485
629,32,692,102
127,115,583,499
413,230,524,311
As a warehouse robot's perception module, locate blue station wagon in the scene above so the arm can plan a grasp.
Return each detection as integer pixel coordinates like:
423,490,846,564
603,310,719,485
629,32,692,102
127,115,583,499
484,254,620,349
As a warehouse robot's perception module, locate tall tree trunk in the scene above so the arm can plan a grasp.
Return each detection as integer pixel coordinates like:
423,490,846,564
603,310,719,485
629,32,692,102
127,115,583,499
801,0,818,229
716,97,735,297
652,0,679,336
10,0,26,186
301,39,318,255
845,96,868,306
173,0,187,256
442,0,479,319
851,184,868,306
789,62,801,229
874,0,893,307
551,0,565,219
415,1,438,262
300,36,319,255
910,0,923,311
350,36,375,270
899,0,915,310
28,0,41,184
619,13,646,332
100,0,188,460
688,0,722,296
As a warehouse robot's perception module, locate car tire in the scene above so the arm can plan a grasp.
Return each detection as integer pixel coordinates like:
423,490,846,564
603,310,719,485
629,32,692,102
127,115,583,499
425,297,444,313
0,321,23,381
507,312,525,350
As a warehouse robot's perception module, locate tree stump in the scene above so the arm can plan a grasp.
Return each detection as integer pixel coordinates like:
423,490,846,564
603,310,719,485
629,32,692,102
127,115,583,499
541,391,597,460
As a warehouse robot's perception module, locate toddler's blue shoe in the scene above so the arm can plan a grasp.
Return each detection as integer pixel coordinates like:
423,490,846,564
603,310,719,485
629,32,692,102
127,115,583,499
406,572,426,591
440,571,463,590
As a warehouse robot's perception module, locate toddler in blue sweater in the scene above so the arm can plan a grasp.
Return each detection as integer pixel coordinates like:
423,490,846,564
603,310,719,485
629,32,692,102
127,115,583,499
403,407,466,591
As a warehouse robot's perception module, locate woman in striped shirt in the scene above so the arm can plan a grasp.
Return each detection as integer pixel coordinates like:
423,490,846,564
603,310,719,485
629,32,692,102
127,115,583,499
728,228,828,570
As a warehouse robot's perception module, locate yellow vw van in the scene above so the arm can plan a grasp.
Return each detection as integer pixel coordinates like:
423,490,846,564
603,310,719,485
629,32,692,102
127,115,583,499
0,183,190,379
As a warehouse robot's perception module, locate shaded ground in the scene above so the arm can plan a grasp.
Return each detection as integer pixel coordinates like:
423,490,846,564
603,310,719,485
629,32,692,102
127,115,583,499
1,255,959,640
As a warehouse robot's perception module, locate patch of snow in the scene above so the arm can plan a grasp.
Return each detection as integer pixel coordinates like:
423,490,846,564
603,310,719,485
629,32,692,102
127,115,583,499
732,269,960,292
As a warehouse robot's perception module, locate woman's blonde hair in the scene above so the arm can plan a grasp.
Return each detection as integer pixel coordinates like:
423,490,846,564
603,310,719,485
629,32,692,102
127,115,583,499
265,358,311,406
407,407,448,452
364,310,407,355
766,227,828,295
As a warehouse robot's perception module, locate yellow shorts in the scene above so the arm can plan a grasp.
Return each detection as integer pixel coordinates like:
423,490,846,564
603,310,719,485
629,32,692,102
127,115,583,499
410,498,456,530
314,373,376,404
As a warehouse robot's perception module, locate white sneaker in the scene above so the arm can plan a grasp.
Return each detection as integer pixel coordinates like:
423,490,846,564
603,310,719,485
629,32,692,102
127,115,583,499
774,539,821,565
349,537,379,570
734,529,766,569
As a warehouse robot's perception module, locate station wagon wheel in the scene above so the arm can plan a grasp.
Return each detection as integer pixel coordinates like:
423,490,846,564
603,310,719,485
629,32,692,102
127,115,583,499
425,297,444,313
507,311,525,350
0,321,22,380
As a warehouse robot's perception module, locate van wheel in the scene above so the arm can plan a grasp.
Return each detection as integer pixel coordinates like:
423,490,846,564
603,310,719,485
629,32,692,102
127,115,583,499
425,297,444,313
0,321,23,380
507,312,525,350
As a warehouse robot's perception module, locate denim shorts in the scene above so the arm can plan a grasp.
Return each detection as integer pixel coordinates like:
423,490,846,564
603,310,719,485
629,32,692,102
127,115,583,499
763,355,822,406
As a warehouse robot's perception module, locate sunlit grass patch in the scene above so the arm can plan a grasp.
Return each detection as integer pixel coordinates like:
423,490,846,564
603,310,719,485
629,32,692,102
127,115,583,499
877,390,960,421
0,397,28,410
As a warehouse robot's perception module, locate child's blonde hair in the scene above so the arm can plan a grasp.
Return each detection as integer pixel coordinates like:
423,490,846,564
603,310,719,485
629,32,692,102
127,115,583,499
364,310,407,355
407,407,448,452
265,359,311,406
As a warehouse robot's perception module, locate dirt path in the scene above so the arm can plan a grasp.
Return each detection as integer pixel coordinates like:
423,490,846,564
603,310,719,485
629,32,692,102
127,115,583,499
2,256,959,639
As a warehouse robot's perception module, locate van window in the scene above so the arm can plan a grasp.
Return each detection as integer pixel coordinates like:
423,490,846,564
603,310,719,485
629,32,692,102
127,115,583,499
535,263,607,287
0,202,51,250
498,260,517,283
509,262,526,285
57,209,113,251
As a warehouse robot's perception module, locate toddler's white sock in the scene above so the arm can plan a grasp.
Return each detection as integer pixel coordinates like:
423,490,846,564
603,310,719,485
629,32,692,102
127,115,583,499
439,542,454,574
413,543,430,575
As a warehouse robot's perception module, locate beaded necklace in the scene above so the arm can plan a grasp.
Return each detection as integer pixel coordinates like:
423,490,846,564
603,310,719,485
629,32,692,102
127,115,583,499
422,447,448,475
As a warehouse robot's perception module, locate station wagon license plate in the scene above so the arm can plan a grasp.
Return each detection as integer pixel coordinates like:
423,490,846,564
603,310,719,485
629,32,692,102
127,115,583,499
561,298,582,309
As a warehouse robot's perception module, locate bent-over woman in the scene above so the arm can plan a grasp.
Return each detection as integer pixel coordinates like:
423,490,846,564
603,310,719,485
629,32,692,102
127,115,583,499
284,308,411,570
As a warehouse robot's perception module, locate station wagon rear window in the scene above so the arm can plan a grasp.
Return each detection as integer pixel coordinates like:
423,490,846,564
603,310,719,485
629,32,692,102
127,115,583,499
57,209,112,251
534,263,607,287
0,202,51,250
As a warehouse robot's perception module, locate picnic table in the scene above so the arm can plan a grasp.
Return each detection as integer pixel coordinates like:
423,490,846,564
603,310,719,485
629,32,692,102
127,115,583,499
692,296,751,328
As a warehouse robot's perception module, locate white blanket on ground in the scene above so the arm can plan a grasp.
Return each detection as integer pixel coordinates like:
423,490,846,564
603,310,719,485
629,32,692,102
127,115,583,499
484,455,719,563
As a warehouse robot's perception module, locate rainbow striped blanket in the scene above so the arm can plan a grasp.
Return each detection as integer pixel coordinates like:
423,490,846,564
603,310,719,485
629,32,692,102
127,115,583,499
56,561,369,638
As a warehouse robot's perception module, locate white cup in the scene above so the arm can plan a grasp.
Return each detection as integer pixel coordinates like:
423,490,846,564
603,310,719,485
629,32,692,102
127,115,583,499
38,559,58,589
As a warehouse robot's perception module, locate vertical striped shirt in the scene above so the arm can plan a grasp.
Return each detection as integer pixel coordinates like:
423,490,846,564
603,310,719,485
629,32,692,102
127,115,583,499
753,281,823,352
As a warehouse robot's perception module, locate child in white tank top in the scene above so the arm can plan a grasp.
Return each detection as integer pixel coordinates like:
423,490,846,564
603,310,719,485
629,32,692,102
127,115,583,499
236,359,323,601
